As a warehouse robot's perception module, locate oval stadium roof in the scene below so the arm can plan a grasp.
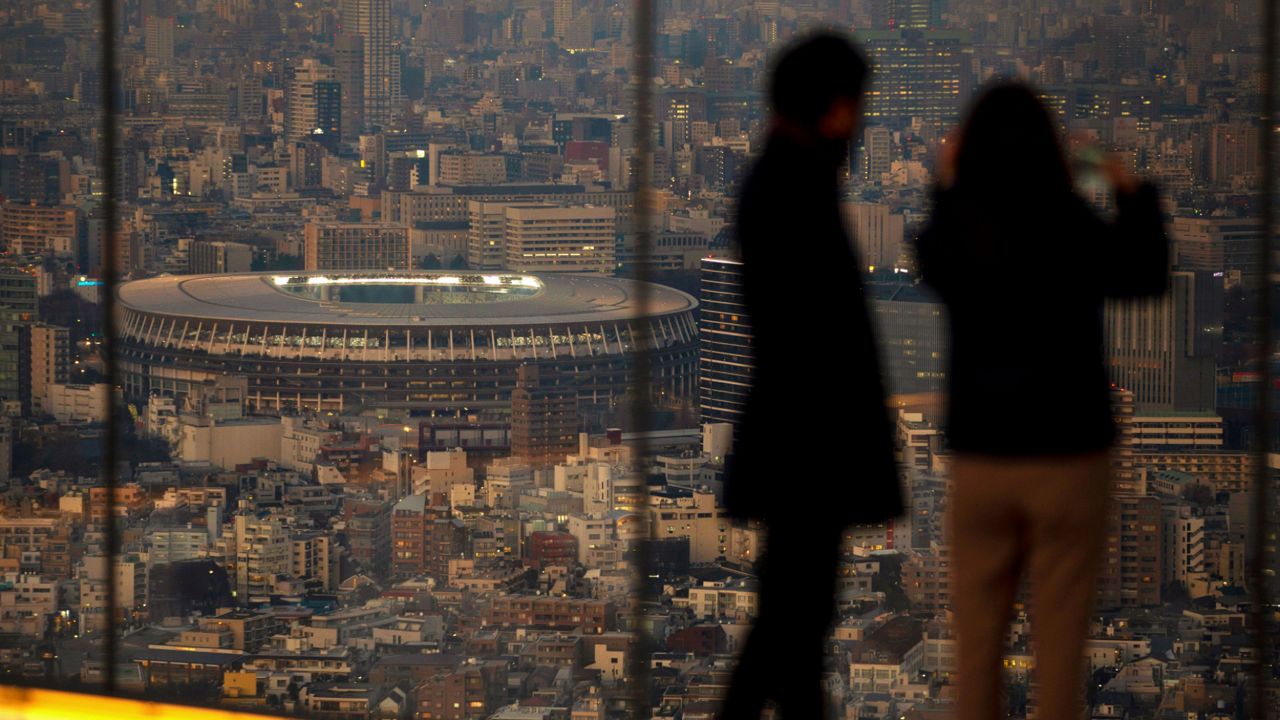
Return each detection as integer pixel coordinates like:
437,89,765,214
117,271,697,327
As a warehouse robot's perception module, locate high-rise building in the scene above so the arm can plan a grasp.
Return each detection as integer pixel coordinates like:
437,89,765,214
390,494,462,580
891,0,943,30
343,496,391,581
699,258,751,430
1105,271,1222,412
8,153,68,204
1097,493,1163,609
552,0,577,42
511,364,578,465
334,33,365,141
862,126,892,184
1094,15,1145,74
857,29,972,130
144,14,175,66
230,74,264,122
286,59,341,146
1162,502,1206,592
20,323,70,417
503,204,615,274
340,0,400,128
292,141,329,190
0,269,38,406
304,222,411,271
234,513,290,599
868,282,947,398
1207,123,1260,188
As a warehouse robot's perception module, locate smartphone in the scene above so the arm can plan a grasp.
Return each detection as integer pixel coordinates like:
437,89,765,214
1072,146,1107,179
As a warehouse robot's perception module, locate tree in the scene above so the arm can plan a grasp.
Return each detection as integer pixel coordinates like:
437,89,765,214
448,254,468,270
417,253,441,270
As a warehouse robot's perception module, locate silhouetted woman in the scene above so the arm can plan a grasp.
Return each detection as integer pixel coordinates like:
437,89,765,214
915,83,1167,720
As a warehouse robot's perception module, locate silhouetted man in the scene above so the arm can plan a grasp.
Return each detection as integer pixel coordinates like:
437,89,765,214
721,33,903,720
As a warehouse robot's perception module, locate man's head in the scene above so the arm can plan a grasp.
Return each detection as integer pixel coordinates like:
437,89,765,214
769,32,869,141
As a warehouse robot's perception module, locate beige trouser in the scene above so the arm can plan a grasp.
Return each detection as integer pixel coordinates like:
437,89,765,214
948,451,1111,720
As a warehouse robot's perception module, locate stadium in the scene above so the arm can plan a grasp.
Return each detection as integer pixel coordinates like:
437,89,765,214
116,271,699,413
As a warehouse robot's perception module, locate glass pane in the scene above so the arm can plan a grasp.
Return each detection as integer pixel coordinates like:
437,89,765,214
0,0,119,696
684,4,1279,720
103,0,665,714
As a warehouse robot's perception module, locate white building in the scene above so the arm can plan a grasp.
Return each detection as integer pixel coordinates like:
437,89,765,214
148,528,210,565
179,416,284,469
685,579,758,620
411,448,473,497
236,513,291,599
1162,502,1206,590
49,383,111,423
281,416,340,472
286,59,337,144
503,204,615,274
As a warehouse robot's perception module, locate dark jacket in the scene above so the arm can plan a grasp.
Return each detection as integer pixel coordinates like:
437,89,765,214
914,182,1169,454
724,132,904,525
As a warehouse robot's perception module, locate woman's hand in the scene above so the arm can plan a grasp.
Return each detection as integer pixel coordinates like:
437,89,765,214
1100,152,1140,195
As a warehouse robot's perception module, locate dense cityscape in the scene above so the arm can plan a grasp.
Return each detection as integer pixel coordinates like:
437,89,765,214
0,0,1277,717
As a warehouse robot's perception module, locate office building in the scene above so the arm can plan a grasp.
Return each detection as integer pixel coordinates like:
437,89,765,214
304,222,411,271
857,29,972,129
1171,216,1263,283
1207,122,1259,187
699,258,751,430
437,153,508,186
189,240,253,274
468,200,524,270
340,0,399,128
862,126,893,184
503,204,615,274
1105,271,1222,412
868,282,947,398
286,59,341,146
334,33,364,140
143,14,175,66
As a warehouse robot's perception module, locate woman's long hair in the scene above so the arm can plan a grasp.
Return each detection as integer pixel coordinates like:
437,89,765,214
951,82,1074,233
945,81,1082,281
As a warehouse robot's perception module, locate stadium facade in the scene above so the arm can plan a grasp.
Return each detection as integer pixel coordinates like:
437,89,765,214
117,271,698,413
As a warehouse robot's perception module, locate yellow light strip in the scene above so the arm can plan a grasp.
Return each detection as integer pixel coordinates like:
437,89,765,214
0,687,278,720
271,274,542,289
